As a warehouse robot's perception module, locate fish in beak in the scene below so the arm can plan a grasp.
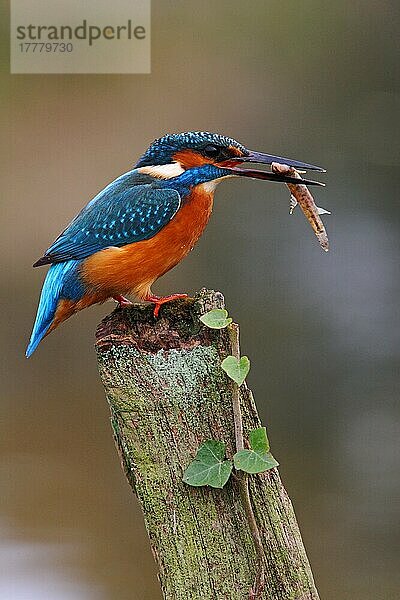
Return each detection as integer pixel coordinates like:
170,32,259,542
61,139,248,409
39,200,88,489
220,150,326,186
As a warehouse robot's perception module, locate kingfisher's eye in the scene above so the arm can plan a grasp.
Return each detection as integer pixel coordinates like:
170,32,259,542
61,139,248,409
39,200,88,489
203,144,221,159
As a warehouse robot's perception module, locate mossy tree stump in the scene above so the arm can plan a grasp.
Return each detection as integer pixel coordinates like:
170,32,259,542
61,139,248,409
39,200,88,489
95,289,319,600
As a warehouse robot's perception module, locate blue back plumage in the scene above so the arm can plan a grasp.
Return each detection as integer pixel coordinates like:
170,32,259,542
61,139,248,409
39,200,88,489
26,260,83,357
37,174,181,264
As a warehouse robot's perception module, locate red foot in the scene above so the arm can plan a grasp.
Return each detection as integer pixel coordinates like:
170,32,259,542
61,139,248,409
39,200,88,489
146,294,188,317
113,295,133,307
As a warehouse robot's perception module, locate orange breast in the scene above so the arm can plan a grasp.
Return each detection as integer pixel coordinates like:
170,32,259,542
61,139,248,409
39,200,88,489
80,185,214,300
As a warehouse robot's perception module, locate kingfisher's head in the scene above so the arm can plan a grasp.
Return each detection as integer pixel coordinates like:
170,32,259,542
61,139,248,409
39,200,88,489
135,131,325,188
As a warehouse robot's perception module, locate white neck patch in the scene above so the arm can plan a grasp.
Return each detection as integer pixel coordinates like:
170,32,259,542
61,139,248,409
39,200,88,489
138,162,185,179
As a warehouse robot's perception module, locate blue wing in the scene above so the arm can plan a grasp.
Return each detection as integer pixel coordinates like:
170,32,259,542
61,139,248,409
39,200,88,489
34,171,181,266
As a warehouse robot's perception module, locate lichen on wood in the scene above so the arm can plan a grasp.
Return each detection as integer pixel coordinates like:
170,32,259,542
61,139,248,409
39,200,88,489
95,289,320,600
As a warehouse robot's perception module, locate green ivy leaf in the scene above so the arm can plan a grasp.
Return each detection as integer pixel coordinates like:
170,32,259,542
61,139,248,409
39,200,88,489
233,427,278,474
249,427,270,453
221,355,250,386
200,308,233,329
183,440,233,489
234,449,278,474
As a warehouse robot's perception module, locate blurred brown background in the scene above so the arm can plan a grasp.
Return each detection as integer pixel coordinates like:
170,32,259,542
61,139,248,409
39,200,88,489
1,1,399,598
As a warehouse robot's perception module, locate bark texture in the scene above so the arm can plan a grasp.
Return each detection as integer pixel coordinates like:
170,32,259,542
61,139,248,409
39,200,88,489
95,288,319,600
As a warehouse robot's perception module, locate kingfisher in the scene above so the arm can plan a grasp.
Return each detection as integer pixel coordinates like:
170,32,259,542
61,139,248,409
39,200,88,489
26,131,324,357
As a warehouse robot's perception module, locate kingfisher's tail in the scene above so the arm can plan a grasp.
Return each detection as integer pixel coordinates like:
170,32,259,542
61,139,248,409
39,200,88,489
26,260,83,358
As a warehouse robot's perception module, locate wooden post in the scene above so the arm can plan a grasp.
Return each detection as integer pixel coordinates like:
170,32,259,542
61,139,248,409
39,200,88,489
95,289,320,600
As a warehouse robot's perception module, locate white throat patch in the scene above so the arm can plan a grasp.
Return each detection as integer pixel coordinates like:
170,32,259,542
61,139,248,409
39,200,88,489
199,174,234,193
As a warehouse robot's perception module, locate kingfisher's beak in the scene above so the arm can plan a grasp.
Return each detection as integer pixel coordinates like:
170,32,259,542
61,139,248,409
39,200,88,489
220,150,326,186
